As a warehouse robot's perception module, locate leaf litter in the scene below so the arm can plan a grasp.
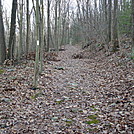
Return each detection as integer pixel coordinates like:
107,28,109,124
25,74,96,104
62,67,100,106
0,45,133,134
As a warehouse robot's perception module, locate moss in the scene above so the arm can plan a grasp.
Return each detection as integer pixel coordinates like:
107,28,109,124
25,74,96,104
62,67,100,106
63,118,73,124
65,119,73,124
31,92,43,99
87,114,97,120
130,55,134,60
85,119,100,125
90,105,95,108
0,69,4,74
90,105,97,111
93,108,97,111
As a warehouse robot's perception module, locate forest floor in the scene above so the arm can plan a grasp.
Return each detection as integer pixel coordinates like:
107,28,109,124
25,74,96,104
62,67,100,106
0,45,134,134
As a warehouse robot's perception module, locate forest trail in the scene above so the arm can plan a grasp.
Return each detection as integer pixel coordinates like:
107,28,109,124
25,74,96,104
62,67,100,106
0,45,133,134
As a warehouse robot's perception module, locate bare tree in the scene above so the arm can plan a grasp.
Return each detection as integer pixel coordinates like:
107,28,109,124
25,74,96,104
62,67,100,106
26,0,30,57
47,0,51,52
112,0,119,52
33,0,40,88
108,0,112,42
0,0,6,64
132,0,134,58
7,0,17,59
18,0,24,60
39,0,45,73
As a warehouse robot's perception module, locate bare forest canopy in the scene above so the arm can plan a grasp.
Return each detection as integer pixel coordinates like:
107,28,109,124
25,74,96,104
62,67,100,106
0,0,134,63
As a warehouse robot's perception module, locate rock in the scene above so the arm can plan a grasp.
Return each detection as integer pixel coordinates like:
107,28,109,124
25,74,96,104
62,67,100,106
55,99,64,104
62,118,72,123
69,83,78,86
7,69,16,72
130,102,134,106
109,103,116,107
1,98,11,103
120,131,127,134
62,96,70,100
51,117,59,121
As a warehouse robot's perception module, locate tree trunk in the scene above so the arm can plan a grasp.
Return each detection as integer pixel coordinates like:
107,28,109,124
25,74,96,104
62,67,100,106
104,0,108,42
26,0,30,57
7,0,17,59
18,0,23,60
33,0,40,88
108,0,112,42
46,0,50,52
40,0,44,73
67,2,70,44
0,0,6,64
54,0,58,51
132,0,134,58
112,0,119,52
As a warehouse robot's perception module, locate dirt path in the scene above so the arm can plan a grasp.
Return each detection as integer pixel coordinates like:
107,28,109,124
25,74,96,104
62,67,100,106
0,45,133,134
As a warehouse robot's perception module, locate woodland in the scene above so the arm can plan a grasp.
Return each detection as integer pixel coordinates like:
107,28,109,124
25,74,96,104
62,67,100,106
0,0,134,134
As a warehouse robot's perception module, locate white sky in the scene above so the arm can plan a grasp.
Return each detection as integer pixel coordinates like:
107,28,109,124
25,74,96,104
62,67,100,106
2,0,11,14
3,0,34,12
2,0,77,23
3,0,12,9
3,0,77,11
2,0,33,19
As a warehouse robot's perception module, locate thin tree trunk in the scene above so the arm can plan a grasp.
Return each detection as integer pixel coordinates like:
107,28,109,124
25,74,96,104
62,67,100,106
40,0,44,73
47,0,50,52
54,0,58,51
108,0,112,42
26,0,30,57
104,0,108,42
67,2,70,44
132,0,134,58
33,0,40,88
57,0,61,49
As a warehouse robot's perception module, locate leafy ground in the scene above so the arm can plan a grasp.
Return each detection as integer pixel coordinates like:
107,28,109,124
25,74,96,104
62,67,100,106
0,45,134,134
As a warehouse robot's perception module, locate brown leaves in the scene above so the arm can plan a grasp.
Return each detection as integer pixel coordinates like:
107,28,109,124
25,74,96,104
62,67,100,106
0,45,133,133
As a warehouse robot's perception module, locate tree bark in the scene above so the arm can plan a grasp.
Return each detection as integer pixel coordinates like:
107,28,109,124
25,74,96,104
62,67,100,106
132,0,134,58
46,0,50,52
0,0,6,64
7,0,17,59
112,0,119,52
18,0,23,60
108,0,112,42
40,0,44,73
104,0,108,42
33,0,40,88
54,0,58,51
26,0,30,57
